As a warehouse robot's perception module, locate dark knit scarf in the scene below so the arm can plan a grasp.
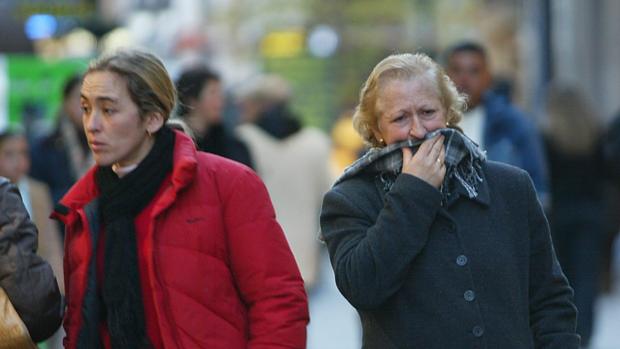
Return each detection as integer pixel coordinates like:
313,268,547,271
92,126,175,348
336,128,486,204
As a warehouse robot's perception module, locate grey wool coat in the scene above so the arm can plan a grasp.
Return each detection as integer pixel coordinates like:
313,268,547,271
320,161,579,349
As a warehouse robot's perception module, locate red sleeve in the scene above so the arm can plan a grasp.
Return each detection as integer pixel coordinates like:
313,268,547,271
222,167,309,349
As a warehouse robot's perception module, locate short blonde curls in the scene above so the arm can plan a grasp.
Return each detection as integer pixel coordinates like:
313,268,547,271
352,53,466,147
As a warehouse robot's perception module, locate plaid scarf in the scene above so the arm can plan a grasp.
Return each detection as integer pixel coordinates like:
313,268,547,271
336,128,486,203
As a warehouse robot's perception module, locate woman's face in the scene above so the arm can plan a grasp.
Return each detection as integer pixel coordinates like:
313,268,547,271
64,83,83,128
194,80,223,125
0,136,30,183
80,71,162,167
373,77,447,145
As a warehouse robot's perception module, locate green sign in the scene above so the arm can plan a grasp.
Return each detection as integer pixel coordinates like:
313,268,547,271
5,54,87,133
264,54,336,130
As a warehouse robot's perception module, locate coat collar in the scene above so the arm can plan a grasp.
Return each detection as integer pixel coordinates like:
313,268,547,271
56,129,198,215
445,163,491,208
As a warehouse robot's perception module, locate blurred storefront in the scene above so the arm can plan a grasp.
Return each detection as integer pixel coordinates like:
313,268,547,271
544,0,620,121
1,0,619,131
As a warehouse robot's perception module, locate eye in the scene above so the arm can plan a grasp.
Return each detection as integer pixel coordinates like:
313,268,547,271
420,109,436,119
81,105,90,114
392,114,408,124
102,108,115,115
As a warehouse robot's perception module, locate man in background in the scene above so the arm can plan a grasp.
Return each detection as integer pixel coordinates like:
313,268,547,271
444,41,549,203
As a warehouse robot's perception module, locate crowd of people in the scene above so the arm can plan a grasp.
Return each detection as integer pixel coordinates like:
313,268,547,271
0,40,619,348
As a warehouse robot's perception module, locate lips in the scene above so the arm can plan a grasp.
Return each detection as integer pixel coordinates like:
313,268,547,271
88,141,106,151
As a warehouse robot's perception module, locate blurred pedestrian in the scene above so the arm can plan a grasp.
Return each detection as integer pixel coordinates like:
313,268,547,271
602,110,620,292
30,74,92,204
52,50,308,349
0,130,65,349
0,130,64,295
320,53,579,348
175,66,253,168
0,176,62,344
604,110,620,183
443,41,549,204
236,74,333,290
542,83,606,346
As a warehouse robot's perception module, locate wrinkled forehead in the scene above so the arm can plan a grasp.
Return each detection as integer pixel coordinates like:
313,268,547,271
377,73,440,98
81,71,128,101
0,134,28,151
448,50,488,70
381,63,436,83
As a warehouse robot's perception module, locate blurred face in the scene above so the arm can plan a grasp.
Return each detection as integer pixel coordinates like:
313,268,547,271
64,82,83,127
81,71,163,167
445,51,491,108
194,80,223,124
373,77,447,145
0,135,30,183
237,96,269,124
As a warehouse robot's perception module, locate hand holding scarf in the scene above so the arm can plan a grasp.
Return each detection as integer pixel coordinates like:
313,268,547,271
336,128,486,204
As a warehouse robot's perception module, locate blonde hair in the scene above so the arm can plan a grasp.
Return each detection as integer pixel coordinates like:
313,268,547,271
235,74,292,104
86,49,176,123
166,117,196,141
545,83,601,155
353,53,466,147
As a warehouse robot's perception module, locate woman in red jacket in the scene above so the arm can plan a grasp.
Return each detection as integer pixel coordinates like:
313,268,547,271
53,49,308,349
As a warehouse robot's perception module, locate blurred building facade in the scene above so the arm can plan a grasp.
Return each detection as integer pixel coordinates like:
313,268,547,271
0,0,619,132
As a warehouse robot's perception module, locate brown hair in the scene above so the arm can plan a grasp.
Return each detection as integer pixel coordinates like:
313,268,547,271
353,53,466,147
86,49,176,122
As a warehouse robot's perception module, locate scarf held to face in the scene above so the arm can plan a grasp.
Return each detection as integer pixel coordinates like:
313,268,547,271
336,128,486,203
81,126,175,348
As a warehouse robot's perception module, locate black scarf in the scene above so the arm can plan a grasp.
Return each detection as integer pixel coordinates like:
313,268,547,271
92,126,174,348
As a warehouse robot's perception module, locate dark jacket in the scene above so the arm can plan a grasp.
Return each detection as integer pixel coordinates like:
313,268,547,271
30,128,83,204
197,123,254,169
483,92,549,201
0,178,62,342
603,112,620,182
320,161,579,349
54,131,308,349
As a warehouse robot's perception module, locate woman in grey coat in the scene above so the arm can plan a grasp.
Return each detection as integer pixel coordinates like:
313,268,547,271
320,53,579,348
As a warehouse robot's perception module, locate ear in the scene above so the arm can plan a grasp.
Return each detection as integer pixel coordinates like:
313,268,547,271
145,112,165,134
481,67,493,90
371,125,383,145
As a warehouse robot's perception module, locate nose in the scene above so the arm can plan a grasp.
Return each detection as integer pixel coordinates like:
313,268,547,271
84,111,100,133
409,117,426,140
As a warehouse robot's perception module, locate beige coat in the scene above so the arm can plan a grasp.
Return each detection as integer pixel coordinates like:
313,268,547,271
237,124,333,288
23,178,64,295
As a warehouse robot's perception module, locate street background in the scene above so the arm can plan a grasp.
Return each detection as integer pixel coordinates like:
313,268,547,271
0,1,618,348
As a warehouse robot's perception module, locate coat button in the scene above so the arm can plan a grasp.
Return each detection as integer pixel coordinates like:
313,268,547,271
472,326,484,337
456,255,468,266
464,290,475,302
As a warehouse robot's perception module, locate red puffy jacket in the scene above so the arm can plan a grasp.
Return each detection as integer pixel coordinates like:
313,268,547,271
53,131,309,348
